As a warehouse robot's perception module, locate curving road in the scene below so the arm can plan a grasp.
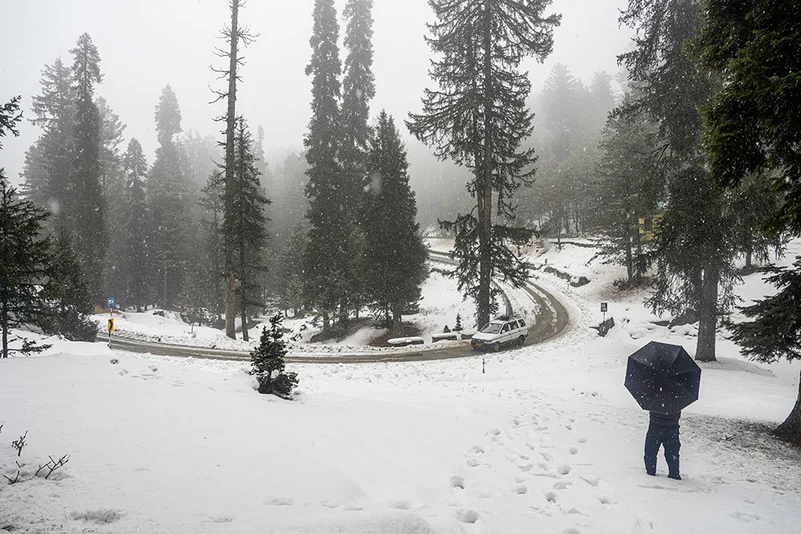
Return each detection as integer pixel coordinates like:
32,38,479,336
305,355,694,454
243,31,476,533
106,254,569,364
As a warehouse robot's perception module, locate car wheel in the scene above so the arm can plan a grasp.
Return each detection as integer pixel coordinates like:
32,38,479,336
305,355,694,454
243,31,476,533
517,336,525,347
493,342,501,353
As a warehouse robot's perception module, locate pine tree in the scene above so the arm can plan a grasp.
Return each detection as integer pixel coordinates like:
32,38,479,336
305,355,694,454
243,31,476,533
536,63,591,241
592,93,665,285
1,97,52,358
407,0,561,329
39,227,98,341
339,0,377,320
303,0,348,332
70,33,106,299
250,314,299,398
211,0,256,339
619,0,736,362
97,97,128,300
698,0,801,443
227,117,269,342
265,152,309,303
23,58,75,217
121,139,151,310
0,176,52,358
362,111,427,336
149,85,190,307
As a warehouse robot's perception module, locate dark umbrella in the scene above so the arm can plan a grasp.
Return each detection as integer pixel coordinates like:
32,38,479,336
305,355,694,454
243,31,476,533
625,341,701,413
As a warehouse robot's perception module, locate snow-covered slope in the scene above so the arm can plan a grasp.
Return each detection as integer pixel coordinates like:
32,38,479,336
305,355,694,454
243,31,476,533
2,239,800,533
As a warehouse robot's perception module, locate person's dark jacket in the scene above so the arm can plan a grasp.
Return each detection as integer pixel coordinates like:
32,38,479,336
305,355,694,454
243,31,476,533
649,411,681,426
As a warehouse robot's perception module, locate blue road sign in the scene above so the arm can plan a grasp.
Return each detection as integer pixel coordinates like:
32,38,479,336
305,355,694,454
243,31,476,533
108,297,115,308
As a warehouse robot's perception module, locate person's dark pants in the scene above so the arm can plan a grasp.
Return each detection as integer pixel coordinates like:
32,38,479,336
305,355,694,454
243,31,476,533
644,424,680,478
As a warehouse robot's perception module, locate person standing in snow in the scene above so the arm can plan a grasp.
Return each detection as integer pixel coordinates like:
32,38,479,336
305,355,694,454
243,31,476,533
644,410,681,480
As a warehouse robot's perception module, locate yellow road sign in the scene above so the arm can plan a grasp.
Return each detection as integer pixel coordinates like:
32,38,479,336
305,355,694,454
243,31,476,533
107,318,115,332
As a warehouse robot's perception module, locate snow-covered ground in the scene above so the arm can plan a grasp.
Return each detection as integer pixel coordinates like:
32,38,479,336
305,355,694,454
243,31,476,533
2,239,800,533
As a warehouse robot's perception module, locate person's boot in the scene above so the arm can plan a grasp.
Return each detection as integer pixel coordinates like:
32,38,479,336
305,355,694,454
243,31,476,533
668,473,681,480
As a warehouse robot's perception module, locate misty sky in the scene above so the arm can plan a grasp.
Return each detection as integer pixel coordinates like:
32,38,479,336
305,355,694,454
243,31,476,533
1,0,633,185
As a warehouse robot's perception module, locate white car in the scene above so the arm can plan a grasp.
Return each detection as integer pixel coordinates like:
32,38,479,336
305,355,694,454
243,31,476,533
470,316,529,352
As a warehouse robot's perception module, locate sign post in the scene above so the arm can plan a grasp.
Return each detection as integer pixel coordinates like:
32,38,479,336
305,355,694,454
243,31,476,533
107,297,115,347
601,302,608,325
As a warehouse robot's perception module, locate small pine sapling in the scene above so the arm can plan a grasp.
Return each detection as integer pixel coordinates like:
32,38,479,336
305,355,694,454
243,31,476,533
250,314,298,398
454,314,463,332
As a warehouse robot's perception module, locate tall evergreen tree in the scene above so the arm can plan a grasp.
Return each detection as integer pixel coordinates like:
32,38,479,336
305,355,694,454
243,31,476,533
592,93,665,285
1,97,51,357
407,0,560,328
149,85,190,307
619,0,736,362
361,111,427,336
226,117,269,342
212,0,255,339
97,97,128,299
303,0,347,332
69,33,106,299
121,139,151,310
23,58,75,217
339,0,376,318
698,0,801,443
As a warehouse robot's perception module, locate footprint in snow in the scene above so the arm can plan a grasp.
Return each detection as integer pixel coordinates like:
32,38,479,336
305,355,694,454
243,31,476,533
387,500,412,510
540,452,553,462
731,511,761,522
265,497,295,506
557,465,572,475
456,509,479,524
450,476,465,489
568,447,579,455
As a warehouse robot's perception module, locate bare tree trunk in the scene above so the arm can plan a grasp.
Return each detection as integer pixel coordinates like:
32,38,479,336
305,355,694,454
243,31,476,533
775,370,801,445
239,234,248,342
696,264,719,362
1,300,8,358
223,0,240,340
391,303,404,338
625,233,634,283
477,10,494,330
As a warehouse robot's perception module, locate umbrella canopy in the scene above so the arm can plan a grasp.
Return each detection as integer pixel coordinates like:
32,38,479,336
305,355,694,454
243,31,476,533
625,341,701,413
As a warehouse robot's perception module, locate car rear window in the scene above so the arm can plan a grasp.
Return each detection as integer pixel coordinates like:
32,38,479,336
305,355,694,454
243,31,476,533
517,319,526,328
